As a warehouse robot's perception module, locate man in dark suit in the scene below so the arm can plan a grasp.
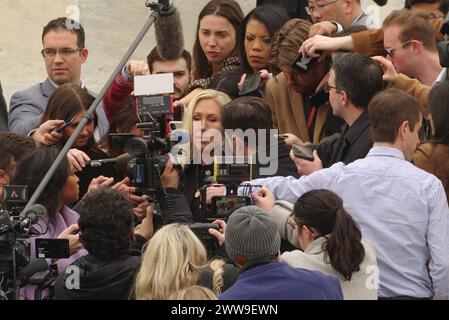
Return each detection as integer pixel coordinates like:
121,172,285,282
8,17,108,139
0,82,7,132
257,0,309,20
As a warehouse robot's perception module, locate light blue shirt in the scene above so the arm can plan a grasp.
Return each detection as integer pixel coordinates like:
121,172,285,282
250,147,449,299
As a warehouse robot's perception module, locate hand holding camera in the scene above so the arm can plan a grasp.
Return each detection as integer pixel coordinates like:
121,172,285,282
253,187,275,212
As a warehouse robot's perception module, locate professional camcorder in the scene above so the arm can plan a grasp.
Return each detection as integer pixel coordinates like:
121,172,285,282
125,73,183,193
0,186,50,300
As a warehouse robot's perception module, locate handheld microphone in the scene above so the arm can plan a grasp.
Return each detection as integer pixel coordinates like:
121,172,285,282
88,153,134,167
155,5,185,61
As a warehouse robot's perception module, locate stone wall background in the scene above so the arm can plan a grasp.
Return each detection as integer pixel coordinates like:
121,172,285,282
0,0,403,105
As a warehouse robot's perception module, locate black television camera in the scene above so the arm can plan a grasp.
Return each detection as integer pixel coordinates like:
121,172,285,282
0,186,50,300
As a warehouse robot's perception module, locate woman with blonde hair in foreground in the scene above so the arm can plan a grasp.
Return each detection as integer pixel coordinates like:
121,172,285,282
135,223,228,300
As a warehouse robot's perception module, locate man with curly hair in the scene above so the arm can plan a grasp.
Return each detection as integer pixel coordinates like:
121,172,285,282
54,188,152,300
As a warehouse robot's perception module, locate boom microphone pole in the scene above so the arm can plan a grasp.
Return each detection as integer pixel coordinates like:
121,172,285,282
22,0,175,213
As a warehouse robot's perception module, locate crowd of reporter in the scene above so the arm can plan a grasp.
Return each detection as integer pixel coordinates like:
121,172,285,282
1,0,449,300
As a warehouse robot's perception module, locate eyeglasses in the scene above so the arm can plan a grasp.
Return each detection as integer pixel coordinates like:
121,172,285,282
385,40,413,57
323,83,339,93
287,216,298,229
41,48,82,58
305,0,339,15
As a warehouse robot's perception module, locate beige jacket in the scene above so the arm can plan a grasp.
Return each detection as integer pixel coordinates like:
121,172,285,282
264,73,334,144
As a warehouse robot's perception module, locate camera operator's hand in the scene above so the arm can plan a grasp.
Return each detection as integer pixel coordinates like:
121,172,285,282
208,219,226,246
162,155,180,189
125,60,149,78
371,56,399,83
67,148,91,172
290,149,323,175
134,205,154,240
253,187,276,212
206,185,227,205
33,120,64,146
58,224,83,256
281,133,303,147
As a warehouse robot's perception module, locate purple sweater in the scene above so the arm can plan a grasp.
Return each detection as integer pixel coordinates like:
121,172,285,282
20,206,88,300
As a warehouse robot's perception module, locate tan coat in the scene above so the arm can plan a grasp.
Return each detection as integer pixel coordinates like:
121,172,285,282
264,73,334,144
414,143,449,203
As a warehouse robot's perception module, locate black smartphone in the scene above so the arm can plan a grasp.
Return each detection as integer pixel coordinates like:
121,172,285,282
210,195,252,219
35,238,70,259
309,87,330,106
291,143,315,161
53,115,77,133
239,73,262,96
108,133,136,149
292,53,317,73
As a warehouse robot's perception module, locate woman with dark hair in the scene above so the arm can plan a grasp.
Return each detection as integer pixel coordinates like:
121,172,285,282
32,83,123,200
237,4,290,97
255,188,378,300
414,81,449,202
13,147,87,299
174,0,243,108
239,4,289,75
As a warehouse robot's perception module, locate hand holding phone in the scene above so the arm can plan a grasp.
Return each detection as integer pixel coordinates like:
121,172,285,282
239,73,262,96
53,115,77,133
291,143,315,161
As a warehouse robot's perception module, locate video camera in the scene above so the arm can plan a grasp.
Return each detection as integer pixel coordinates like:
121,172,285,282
0,187,51,300
125,73,183,193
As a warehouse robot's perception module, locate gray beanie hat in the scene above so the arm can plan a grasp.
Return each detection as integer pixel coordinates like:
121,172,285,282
225,206,281,263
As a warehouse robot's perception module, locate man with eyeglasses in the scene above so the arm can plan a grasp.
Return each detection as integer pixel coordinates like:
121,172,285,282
8,17,108,139
306,0,376,29
381,10,443,87
290,52,383,176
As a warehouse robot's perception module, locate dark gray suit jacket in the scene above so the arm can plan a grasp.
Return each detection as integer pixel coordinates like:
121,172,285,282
0,82,7,132
8,78,109,139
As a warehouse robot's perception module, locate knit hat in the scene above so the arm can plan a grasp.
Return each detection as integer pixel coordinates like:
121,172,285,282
225,206,281,263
